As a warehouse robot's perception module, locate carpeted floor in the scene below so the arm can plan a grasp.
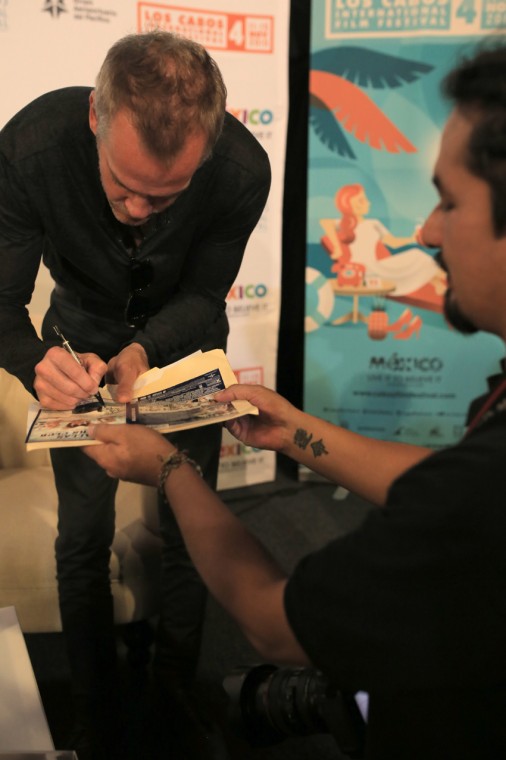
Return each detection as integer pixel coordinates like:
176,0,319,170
25,461,373,759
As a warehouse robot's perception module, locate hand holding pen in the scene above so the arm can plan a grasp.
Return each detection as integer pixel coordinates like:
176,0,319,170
53,325,105,411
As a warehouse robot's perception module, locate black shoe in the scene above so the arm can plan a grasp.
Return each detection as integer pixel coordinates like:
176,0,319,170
66,692,127,760
153,682,232,760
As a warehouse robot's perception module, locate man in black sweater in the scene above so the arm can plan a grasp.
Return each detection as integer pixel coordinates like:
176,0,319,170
0,30,270,759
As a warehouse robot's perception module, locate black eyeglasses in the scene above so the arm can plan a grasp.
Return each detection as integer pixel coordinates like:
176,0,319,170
125,258,153,328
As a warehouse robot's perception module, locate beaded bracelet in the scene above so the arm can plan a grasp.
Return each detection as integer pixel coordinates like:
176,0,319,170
158,449,203,499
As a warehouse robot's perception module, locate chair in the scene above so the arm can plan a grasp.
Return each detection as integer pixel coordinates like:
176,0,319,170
0,368,162,638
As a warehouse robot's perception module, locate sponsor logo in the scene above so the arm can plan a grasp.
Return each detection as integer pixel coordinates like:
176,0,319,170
369,353,444,372
42,0,117,23
227,107,274,126
233,366,264,385
42,0,67,17
226,283,273,318
138,4,274,53
227,283,268,300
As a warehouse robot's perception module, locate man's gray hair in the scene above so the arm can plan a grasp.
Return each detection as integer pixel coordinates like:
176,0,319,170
94,30,227,160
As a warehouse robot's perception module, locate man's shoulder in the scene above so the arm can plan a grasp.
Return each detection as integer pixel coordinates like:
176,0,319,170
0,87,92,162
213,112,270,178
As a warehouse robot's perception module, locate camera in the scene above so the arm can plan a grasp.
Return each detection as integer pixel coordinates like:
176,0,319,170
223,664,366,758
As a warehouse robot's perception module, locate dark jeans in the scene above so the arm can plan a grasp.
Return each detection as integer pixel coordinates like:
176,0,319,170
51,424,221,692
43,292,223,728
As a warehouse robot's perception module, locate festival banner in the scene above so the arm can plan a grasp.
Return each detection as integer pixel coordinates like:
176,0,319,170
0,0,289,489
304,1,505,458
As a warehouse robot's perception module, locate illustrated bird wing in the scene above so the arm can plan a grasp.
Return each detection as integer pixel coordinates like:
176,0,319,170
310,69,416,154
311,46,433,89
310,93,356,159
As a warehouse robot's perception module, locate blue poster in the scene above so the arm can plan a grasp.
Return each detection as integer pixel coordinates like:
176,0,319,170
305,2,505,448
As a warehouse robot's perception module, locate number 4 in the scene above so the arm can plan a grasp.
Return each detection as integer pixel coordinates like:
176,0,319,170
456,0,477,23
229,19,244,47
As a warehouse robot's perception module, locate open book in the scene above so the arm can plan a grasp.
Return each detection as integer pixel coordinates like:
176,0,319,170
25,349,257,450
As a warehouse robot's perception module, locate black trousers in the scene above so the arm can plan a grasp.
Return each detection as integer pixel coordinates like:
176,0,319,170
43,292,222,733
51,423,220,687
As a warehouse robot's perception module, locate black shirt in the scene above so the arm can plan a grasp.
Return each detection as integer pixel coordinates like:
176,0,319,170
285,378,506,758
0,87,271,390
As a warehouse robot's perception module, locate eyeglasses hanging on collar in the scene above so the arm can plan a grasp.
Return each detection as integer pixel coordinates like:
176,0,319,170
119,228,153,328
124,256,153,328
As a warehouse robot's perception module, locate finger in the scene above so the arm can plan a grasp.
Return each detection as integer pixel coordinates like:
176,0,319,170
45,349,102,396
82,446,116,480
216,384,252,402
214,386,236,402
112,362,139,403
80,353,107,386
224,417,246,439
87,422,122,443
34,374,93,409
115,380,134,403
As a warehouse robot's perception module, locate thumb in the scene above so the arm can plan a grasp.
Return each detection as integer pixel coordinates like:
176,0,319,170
215,384,246,403
87,423,119,443
115,379,134,403
224,416,246,440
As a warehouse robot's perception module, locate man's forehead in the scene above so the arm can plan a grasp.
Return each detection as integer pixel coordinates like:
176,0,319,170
434,109,473,179
102,108,207,195
106,150,192,196
104,139,205,198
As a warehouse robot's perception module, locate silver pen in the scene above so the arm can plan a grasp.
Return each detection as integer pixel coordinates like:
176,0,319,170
53,324,104,410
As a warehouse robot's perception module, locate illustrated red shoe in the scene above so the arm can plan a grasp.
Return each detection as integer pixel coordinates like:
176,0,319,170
385,308,413,333
394,315,422,340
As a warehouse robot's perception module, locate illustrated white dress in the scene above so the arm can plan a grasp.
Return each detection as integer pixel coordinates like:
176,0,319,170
346,218,440,296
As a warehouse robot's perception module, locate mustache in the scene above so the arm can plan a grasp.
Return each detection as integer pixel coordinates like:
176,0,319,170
434,249,447,273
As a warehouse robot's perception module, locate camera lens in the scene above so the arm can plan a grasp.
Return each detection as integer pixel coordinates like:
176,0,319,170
223,664,365,757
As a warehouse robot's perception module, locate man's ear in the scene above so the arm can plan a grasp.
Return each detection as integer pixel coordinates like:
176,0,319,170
89,91,98,136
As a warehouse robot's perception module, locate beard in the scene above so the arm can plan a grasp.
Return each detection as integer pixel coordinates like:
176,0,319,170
443,288,479,334
436,250,479,334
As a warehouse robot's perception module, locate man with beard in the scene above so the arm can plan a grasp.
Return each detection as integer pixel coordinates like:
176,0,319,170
83,42,506,759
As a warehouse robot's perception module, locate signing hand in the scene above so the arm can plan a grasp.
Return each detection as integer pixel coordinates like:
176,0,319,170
34,347,106,410
106,343,149,403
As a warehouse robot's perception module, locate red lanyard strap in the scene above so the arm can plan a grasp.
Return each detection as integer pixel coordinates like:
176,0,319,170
466,376,506,435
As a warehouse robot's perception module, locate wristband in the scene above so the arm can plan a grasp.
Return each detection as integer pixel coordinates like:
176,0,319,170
158,449,203,499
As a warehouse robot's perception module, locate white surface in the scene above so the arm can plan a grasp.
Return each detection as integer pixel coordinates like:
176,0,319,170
0,607,54,751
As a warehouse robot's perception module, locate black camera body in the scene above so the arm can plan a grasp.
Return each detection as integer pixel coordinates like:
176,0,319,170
223,664,366,758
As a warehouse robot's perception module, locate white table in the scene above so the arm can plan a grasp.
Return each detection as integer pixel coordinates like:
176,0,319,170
0,607,54,752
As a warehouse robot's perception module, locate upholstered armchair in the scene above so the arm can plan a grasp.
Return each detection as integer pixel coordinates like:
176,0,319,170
0,368,162,640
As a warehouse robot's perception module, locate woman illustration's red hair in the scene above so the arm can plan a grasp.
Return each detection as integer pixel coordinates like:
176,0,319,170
333,183,364,267
335,183,363,244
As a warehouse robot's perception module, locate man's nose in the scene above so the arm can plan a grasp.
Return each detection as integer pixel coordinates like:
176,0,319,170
124,194,153,219
418,207,441,249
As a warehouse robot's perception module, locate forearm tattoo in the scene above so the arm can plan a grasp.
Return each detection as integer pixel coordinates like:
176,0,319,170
294,428,328,458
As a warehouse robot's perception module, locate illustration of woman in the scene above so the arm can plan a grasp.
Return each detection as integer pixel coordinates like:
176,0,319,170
320,183,447,297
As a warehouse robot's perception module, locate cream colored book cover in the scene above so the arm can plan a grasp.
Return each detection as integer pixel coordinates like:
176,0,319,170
26,350,257,450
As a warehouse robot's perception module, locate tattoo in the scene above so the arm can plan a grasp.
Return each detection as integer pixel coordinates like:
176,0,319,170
294,428,328,458
310,438,328,458
294,428,312,449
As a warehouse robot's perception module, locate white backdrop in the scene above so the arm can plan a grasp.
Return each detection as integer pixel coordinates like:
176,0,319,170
0,0,289,489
